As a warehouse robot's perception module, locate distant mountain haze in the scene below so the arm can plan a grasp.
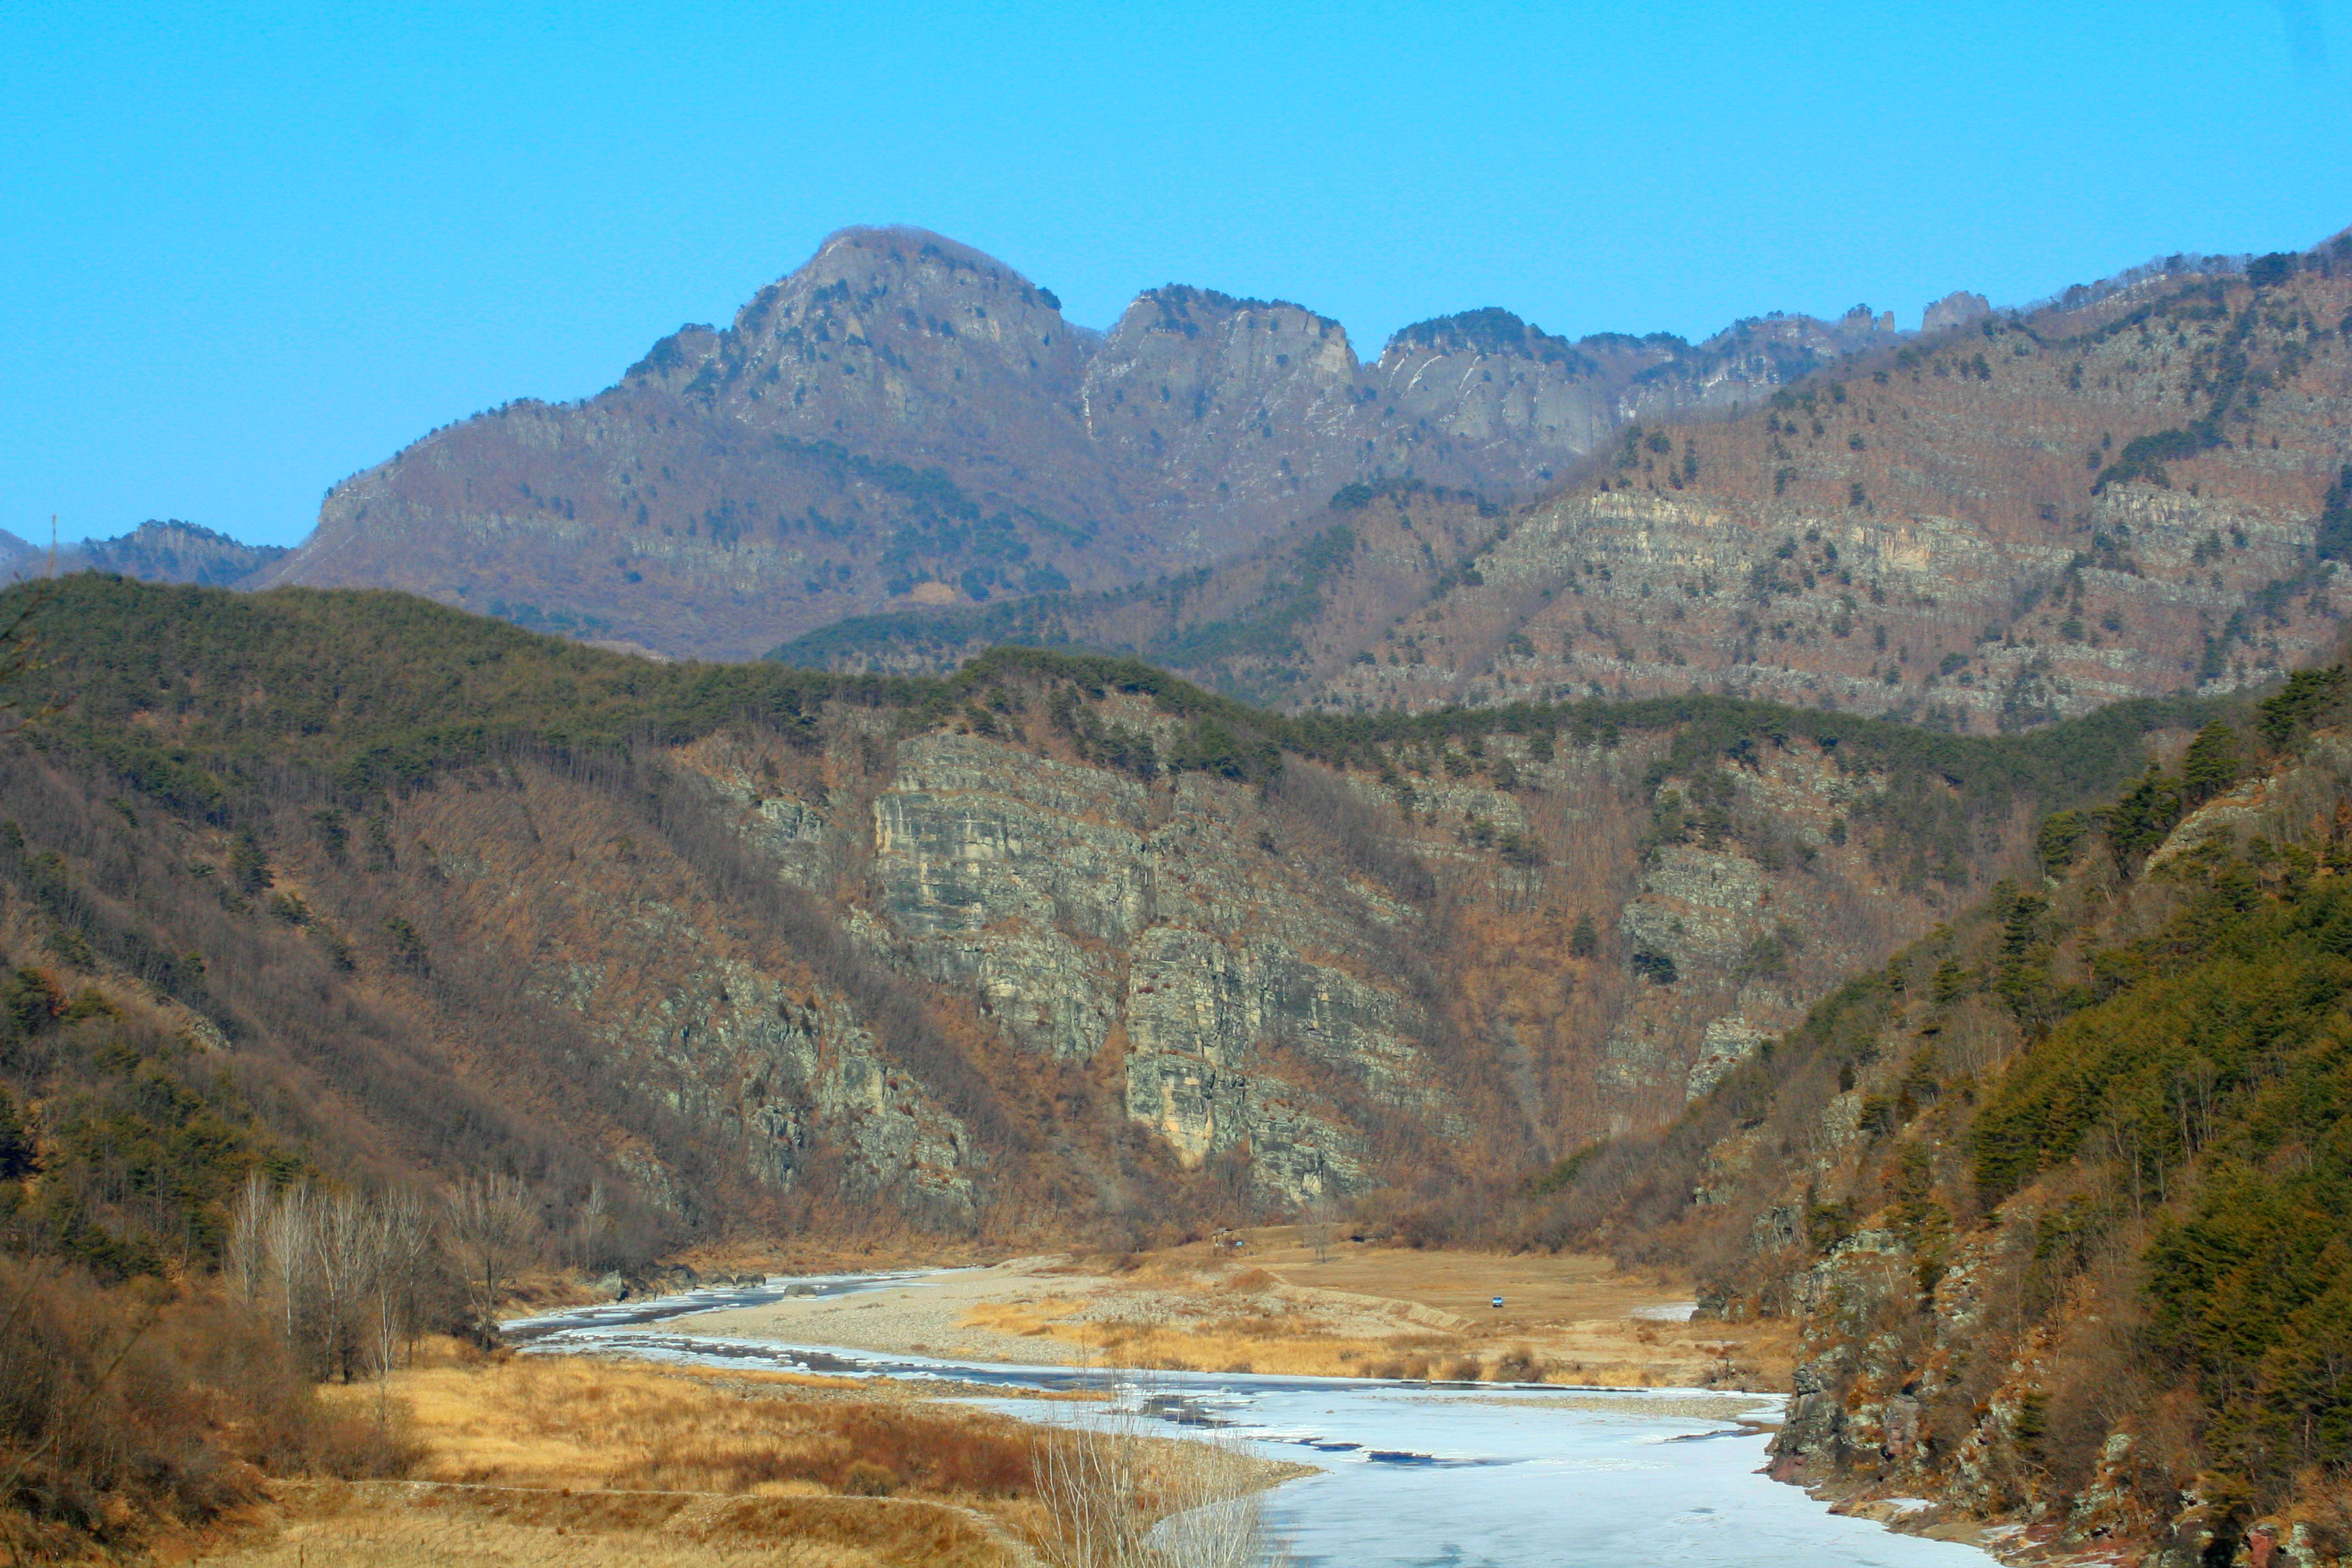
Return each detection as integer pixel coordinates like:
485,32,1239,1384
0,519,289,587
253,225,1908,659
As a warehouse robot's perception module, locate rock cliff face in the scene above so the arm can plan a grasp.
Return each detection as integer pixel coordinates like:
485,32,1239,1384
259,226,1902,659
772,248,2352,733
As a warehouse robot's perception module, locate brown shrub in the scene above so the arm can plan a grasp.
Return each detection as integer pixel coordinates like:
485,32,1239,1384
1492,1346,1543,1383
840,1460,898,1497
0,1260,414,1561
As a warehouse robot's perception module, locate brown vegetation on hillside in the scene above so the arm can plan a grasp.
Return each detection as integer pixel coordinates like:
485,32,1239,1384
1322,242,2352,729
798,245,2352,742
0,1258,412,1562
0,575,2233,1247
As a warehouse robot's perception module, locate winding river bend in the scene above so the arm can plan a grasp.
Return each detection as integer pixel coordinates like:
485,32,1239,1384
507,1271,1995,1568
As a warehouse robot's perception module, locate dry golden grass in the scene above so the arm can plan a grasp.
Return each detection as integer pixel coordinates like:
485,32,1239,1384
962,1295,1592,1382
958,1295,1386,1377
192,1480,1016,1568
193,1352,1304,1568
185,1358,1056,1567
356,1356,1038,1501
960,1239,1797,1388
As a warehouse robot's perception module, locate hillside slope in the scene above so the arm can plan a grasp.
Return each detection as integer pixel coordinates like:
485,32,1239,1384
1318,242,2352,730
767,480,1509,704
0,577,2224,1250
1546,662,2352,1563
259,226,1901,659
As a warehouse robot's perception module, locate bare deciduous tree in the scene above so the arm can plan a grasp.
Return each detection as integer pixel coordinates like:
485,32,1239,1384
225,1172,272,1309
444,1172,538,1341
227,1177,453,1387
1303,1193,1339,1265
263,1180,317,1351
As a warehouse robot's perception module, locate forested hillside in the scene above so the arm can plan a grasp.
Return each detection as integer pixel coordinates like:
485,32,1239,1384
1541,657,2352,1563
1,574,2227,1237
768,481,1509,703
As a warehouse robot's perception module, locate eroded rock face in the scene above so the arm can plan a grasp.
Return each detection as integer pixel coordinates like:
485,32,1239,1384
864,738,1418,1203
1358,308,1901,502
773,266,2352,736
126,592,2177,1241
323,666,2011,1221
1686,1015,1769,1099
1922,291,1991,333
381,762,981,1218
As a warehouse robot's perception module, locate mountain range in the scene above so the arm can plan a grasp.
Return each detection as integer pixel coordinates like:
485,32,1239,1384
245,225,1920,659
0,518,289,588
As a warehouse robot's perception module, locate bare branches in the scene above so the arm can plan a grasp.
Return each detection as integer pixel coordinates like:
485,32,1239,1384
1034,1389,1284,1568
444,1172,538,1343
227,1178,465,1379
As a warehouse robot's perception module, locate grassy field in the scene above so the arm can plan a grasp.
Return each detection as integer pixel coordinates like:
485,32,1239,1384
187,1350,1294,1568
186,1237,1789,1565
192,1481,1019,1568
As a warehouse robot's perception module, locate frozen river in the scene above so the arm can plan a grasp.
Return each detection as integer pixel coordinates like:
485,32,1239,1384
507,1271,1995,1568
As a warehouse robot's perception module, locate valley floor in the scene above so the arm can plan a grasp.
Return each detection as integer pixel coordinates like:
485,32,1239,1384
181,1239,1788,1567
673,1229,1793,1390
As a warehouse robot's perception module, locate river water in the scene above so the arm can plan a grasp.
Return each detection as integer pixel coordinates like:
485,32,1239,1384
506,1271,1995,1568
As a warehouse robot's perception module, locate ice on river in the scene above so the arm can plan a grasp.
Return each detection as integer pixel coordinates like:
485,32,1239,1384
1135,1382,1989,1567
507,1274,1996,1568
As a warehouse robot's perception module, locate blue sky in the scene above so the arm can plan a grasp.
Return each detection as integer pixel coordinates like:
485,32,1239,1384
5,1,2349,548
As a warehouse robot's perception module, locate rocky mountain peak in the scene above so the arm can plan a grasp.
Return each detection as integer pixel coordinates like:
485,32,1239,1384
741,224,1075,353
1079,284,1365,548
1386,307,1574,362
1921,289,1991,332
625,224,1096,463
